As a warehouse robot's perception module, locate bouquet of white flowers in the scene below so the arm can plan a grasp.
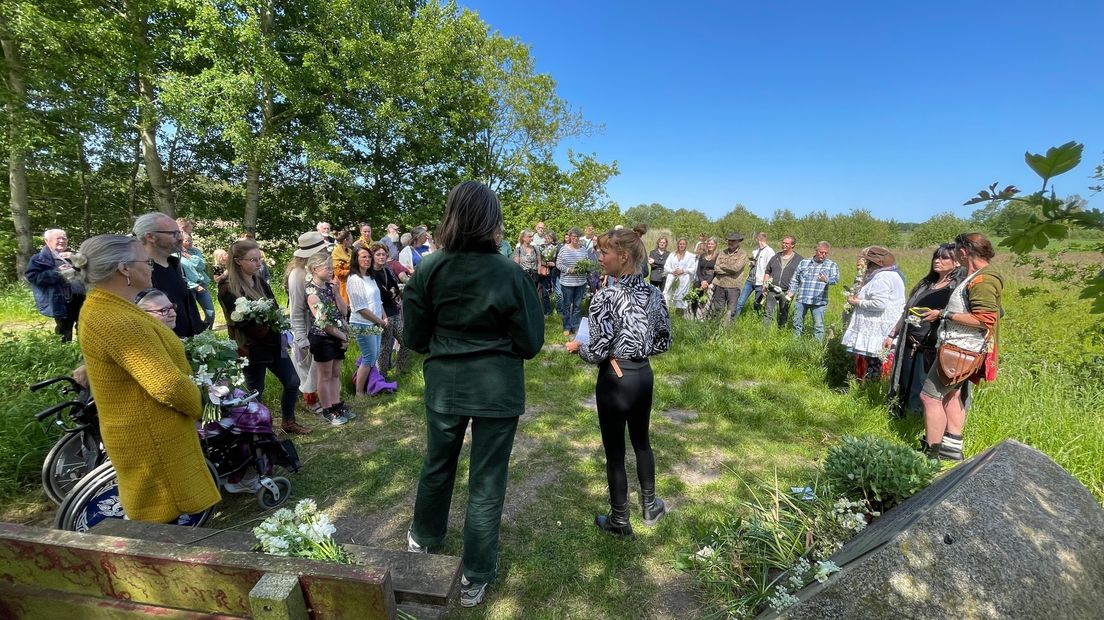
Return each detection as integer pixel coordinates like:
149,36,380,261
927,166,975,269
253,499,352,563
230,296,291,332
184,331,249,422
540,244,557,263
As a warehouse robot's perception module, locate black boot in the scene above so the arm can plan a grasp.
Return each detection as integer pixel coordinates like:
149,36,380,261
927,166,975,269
919,438,942,460
641,489,667,526
595,502,634,538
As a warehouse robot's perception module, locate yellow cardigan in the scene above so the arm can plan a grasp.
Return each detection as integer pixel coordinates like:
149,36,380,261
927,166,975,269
78,288,220,522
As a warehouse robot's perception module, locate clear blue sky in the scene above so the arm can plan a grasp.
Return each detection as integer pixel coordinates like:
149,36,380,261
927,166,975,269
460,0,1103,223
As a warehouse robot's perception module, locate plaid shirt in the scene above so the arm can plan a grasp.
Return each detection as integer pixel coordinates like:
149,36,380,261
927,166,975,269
788,258,840,305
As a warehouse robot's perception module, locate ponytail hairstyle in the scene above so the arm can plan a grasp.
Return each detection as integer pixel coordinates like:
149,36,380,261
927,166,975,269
70,234,143,288
954,232,995,261
597,223,648,276
225,239,266,300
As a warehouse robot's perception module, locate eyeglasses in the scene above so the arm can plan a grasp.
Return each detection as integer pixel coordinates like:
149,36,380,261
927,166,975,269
239,257,264,263
144,303,177,316
154,230,182,238
127,258,155,267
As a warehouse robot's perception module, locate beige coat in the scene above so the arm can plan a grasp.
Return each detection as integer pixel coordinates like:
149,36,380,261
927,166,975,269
713,248,749,288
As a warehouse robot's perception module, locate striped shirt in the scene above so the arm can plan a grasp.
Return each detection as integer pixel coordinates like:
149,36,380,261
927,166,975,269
556,245,590,287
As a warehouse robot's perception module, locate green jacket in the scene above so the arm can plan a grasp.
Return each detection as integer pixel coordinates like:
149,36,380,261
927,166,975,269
403,250,545,417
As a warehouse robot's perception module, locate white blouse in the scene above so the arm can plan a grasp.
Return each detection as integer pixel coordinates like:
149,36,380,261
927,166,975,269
346,273,383,326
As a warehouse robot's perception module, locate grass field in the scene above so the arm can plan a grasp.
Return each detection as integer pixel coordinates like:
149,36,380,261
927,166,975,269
0,246,1101,618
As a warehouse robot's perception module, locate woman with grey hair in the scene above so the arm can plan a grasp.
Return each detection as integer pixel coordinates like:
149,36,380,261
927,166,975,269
70,234,219,523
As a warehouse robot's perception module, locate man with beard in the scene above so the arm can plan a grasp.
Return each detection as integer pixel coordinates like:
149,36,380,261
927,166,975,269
133,213,208,338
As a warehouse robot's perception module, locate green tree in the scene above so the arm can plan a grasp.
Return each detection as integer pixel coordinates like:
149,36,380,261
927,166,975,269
909,212,971,249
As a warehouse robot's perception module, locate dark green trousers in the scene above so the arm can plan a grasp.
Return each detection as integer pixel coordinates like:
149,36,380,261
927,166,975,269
410,407,518,584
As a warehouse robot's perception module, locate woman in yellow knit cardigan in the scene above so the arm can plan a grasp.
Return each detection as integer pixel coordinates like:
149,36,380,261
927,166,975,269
71,234,220,522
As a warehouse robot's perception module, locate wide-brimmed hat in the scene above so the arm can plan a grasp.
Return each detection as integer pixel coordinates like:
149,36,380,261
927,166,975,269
726,232,744,242
293,231,333,258
862,246,895,268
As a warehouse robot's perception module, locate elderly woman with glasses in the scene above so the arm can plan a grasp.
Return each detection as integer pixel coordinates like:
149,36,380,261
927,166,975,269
71,235,220,524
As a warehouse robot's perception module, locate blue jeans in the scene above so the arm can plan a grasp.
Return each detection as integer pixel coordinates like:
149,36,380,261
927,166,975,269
792,301,828,341
560,284,586,333
734,279,760,318
194,287,216,324
353,330,381,368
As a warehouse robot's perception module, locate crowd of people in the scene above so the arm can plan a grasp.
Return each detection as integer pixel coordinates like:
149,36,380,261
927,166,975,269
26,190,1002,607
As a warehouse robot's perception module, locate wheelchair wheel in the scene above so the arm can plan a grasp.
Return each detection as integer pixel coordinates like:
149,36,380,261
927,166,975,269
41,431,103,504
55,460,217,532
256,476,291,509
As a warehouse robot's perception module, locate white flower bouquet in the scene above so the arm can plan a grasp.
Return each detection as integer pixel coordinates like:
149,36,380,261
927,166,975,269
183,330,249,422
253,499,352,564
230,296,291,332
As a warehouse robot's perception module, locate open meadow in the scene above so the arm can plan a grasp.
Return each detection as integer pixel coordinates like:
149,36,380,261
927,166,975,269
0,246,1101,618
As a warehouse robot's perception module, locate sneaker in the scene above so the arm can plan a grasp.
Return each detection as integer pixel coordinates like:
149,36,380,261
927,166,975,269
224,476,261,494
459,575,487,608
281,421,313,435
406,530,427,554
336,402,357,420
322,409,348,426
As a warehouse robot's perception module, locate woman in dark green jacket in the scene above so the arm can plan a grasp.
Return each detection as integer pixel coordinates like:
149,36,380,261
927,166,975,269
403,181,544,608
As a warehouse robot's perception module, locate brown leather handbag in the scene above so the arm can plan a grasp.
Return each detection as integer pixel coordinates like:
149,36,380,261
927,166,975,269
937,331,990,385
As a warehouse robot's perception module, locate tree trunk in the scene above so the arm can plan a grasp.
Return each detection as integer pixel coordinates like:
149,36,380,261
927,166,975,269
129,4,173,217
76,133,92,237
244,159,260,233
1,32,33,282
126,130,140,220
242,1,274,234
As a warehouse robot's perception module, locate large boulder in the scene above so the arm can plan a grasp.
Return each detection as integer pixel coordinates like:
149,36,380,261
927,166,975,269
776,439,1104,619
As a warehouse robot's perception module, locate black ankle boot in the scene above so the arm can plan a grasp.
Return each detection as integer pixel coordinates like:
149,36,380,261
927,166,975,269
641,490,667,526
919,438,943,460
595,502,634,537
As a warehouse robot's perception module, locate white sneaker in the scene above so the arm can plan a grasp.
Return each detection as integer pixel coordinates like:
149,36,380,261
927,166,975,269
224,476,261,494
406,530,427,553
459,575,487,607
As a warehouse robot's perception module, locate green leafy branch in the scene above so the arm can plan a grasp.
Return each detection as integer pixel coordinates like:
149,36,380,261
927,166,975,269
965,141,1104,312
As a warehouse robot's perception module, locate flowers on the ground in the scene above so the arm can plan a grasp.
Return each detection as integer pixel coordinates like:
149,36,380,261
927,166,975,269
253,499,352,563
767,556,842,613
230,296,291,332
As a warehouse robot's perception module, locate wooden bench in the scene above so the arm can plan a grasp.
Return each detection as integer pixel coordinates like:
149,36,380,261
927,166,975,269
0,521,460,619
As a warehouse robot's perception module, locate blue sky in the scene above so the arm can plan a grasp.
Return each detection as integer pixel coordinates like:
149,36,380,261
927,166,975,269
460,0,1103,222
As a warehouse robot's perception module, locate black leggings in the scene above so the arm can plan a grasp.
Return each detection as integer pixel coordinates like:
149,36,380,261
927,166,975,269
595,359,656,507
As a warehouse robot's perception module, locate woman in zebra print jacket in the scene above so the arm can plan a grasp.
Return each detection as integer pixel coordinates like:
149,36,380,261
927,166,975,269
565,224,672,537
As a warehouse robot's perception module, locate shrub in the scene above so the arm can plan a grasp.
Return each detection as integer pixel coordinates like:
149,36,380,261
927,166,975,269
823,435,938,510
909,212,972,249
0,330,82,500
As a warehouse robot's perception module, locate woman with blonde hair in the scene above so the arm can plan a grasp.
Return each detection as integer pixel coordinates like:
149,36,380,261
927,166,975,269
566,224,672,537
219,240,310,435
305,250,351,425
662,238,696,310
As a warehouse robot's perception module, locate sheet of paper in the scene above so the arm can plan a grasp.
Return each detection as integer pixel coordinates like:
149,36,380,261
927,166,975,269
574,317,590,346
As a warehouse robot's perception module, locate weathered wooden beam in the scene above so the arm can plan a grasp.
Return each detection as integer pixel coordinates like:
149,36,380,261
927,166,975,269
92,521,461,607
0,582,244,619
0,522,396,619
250,573,309,620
